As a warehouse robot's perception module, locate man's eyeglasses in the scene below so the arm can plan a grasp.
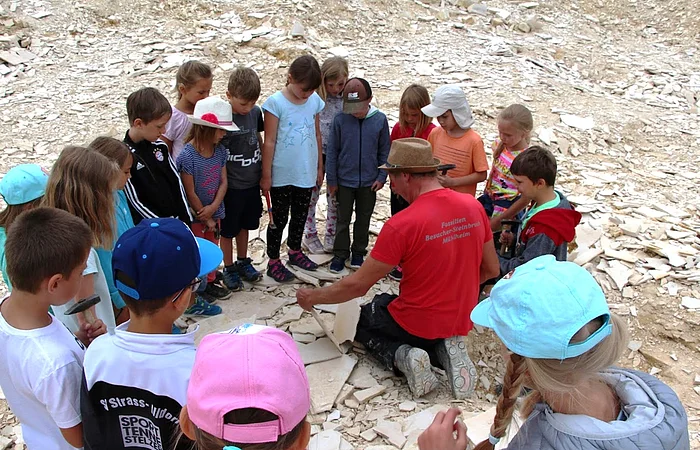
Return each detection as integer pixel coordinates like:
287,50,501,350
172,277,202,303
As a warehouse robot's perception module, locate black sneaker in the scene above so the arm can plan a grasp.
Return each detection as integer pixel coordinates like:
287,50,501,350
205,282,230,299
329,256,346,273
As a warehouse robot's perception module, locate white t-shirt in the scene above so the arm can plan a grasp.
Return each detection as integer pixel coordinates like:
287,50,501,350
0,296,85,450
53,248,117,334
162,106,191,163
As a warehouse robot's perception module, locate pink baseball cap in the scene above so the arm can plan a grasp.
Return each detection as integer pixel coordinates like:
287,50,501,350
187,324,310,444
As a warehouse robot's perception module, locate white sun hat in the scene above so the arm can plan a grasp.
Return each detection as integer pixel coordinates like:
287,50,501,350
421,85,475,130
187,96,239,131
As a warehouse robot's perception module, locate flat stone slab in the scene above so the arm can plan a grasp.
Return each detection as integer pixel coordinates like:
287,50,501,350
297,337,343,365
219,291,287,320
188,314,255,346
306,355,357,414
333,299,361,343
308,430,342,450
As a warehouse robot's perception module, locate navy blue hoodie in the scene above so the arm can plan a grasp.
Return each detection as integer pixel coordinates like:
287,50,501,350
326,105,391,188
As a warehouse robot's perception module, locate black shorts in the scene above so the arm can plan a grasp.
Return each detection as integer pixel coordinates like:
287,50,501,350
221,186,263,238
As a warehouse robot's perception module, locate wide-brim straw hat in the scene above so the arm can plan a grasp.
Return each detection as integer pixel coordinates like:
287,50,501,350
378,138,441,173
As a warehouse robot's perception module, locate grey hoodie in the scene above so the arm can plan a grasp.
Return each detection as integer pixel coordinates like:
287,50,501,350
506,368,689,450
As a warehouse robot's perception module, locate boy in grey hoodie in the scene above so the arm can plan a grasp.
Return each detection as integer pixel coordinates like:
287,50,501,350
326,78,390,272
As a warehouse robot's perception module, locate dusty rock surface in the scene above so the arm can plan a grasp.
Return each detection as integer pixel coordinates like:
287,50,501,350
0,0,699,447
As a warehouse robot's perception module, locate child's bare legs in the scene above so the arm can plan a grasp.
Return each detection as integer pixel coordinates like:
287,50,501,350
236,230,249,259
221,236,234,267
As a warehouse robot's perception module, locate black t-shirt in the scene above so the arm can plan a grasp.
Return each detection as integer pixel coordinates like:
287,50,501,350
220,106,264,190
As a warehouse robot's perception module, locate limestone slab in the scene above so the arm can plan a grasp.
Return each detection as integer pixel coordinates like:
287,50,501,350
464,406,522,449
219,291,287,320
307,355,357,414
293,332,317,343
373,420,406,448
348,366,379,389
297,337,343,365
290,314,327,337
308,430,342,450
188,315,255,346
353,385,386,403
276,305,304,326
309,253,335,266
401,404,451,433
333,299,361,343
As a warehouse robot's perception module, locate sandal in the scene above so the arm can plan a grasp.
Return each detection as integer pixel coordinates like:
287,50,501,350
267,259,295,282
288,250,318,271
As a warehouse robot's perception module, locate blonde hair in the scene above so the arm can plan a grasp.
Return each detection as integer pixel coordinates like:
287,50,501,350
317,57,349,101
88,136,131,167
176,60,213,100
474,314,628,450
398,84,433,137
185,124,219,152
43,146,119,249
494,104,534,159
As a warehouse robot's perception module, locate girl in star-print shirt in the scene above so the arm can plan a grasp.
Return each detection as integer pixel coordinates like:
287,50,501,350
261,55,325,282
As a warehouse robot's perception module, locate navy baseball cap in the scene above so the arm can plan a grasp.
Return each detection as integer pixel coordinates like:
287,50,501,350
113,218,223,300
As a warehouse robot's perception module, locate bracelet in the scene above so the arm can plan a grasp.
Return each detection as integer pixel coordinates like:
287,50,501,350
488,433,501,445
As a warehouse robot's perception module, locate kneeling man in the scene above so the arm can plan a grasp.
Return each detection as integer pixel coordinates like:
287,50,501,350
297,138,499,398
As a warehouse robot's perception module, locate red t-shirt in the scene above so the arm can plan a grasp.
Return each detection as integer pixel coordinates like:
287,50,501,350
390,122,436,141
370,189,493,339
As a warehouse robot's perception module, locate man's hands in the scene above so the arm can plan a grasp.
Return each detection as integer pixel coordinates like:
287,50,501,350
371,181,384,192
417,408,469,450
75,319,107,347
296,288,316,311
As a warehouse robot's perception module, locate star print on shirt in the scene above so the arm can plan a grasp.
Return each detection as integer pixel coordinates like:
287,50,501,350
294,118,314,145
283,133,295,148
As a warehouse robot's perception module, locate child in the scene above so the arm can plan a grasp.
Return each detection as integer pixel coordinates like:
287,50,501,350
218,66,265,291
123,87,193,225
499,146,581,275
478,104,533,232
0,207,105,450
161,60,213,162
89,137,135,325
388,84,436,281
422,85,489,196
0,164,48,289
177,96,233,305
178,325,311,450
81,218,224,449
43,146,119,334
302,56,348,254
326,77,390,272
443,255,687,450
261,55,325,282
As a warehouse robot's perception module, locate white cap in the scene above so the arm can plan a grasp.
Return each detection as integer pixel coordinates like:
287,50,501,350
187,96,239,132
421,85,475,129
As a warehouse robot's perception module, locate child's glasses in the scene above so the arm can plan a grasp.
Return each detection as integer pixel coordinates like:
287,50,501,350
172,277,202,303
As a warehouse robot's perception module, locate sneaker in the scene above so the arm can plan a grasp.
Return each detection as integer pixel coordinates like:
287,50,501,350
323,235,335,254
234,258,262,282
288,251,318,271
302,235,325,255
329,256,346,273
350,253,364,269
388,266,403,281
394,345,439,398
214,270,224,284
198,290,219,304
267,259,295,282
222,267,244,291
436,336,478,400
205,282,230,299
184,296,222,317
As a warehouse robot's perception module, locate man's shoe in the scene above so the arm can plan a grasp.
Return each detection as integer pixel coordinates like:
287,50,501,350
184,296,222,317
222,268,244,291
329,256,346,273
349,253,364,269
302,235,325,254
436,336,478,400
205,282,230,299
234,258,262,282
394,345,439,398
388,266,403,281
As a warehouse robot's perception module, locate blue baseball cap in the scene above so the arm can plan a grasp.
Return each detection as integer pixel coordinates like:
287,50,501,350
0,164,49,205
470,255,613,360
112,218,223,300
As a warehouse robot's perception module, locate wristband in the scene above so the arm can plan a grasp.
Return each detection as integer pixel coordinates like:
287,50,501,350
488,433,501,445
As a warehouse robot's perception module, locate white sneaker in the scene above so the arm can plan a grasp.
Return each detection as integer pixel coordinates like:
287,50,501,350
323,235,335,254
302,235,324,254
394,345,439,398
436,336,477,400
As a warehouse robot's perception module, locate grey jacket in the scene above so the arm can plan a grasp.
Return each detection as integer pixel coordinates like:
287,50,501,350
506,368,689,450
